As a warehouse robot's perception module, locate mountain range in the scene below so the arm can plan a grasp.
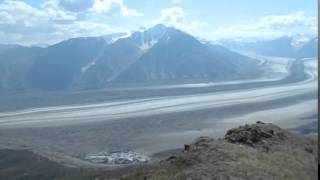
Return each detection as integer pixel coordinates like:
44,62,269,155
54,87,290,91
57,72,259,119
219,35,318,58
0,24,261,91
0,25,316,91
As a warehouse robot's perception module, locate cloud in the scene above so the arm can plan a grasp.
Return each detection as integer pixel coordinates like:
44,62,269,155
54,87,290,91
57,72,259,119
54,21,114,37
59,0,94,12
41,0,78,21
213,11,317,41
172,0,182,4
0,0,117,45
152,6,207,34
89,0,143,17
0,0,77,25
157,6,185,25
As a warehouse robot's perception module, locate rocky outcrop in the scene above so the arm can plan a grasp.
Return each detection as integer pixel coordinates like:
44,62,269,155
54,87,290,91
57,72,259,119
123,122,318,180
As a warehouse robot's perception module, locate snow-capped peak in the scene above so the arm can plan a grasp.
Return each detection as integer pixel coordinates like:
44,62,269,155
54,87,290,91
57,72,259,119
133,24,169,50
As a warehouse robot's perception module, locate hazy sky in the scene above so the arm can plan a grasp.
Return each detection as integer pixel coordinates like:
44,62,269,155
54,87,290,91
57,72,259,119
0,0,317,45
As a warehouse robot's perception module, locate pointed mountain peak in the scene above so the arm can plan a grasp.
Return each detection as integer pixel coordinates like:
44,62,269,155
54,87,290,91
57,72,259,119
143,24,170,35
128,24,173,50
144,24,181,35
150,24,169,30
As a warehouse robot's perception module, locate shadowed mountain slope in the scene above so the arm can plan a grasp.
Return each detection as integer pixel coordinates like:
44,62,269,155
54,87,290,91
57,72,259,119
0,24,261,91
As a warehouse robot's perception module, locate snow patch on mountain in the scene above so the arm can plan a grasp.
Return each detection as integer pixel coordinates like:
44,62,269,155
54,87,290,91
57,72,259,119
81,61,96,73
290,36,311,48
102,32,132,44
166,36,171,43
139,38,159,50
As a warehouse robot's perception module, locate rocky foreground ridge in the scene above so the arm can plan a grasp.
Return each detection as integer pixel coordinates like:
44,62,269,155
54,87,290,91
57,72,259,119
0,122,317,180
123,122,318,180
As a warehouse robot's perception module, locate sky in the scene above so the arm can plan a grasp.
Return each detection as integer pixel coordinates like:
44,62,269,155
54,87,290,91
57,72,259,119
0,0,317,45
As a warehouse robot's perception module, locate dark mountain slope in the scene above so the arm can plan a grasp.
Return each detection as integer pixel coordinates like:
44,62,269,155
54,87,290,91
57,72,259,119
296,37,318,58
52,25,169,88
0,46,43,90
28,37,106,90
114,28,259,83
77,35,144,88
0,44,23,54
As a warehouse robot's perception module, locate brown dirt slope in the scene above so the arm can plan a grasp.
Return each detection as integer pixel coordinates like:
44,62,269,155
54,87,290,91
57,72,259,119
123,122,318,180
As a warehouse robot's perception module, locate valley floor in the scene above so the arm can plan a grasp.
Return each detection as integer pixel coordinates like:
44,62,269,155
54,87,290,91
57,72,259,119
0,56,317,168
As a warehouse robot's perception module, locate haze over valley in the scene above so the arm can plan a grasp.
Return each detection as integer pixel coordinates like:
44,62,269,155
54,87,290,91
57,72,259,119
0,23,317,165
0,0,317,179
